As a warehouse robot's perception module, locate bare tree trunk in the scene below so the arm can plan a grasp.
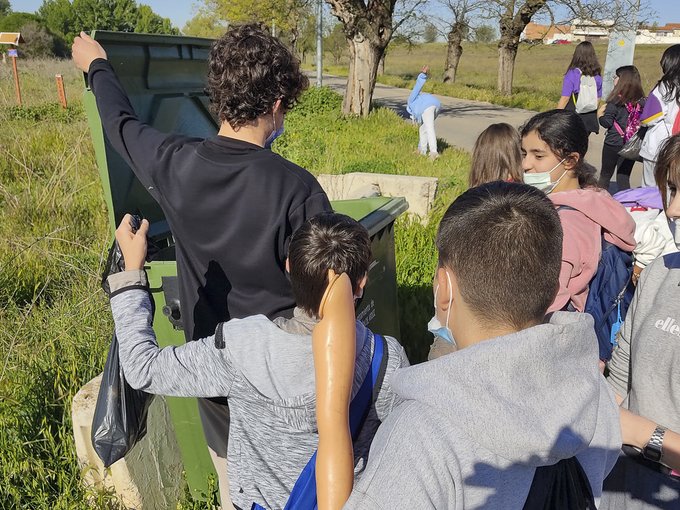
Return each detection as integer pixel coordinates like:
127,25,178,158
377,53,385,76
443,27,464,83
343,35,382,116
495,0,548,95
497,40,518,95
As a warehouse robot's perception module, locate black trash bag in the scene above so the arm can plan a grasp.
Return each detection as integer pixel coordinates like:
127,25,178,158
523,457,596,510
91,332,154,467
92,214,155,467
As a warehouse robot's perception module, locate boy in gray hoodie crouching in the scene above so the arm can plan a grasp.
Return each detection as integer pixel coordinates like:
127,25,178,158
344,182,622,509
108,212,409,510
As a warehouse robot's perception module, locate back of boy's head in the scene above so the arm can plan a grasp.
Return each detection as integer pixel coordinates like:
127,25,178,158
207,23,309,128
436,181,563,329
289,213,371,318
469,123,522,187
656,134,680,209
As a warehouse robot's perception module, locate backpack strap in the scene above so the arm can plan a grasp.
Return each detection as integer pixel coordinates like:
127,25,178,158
252,334,388,510
613,120,625,137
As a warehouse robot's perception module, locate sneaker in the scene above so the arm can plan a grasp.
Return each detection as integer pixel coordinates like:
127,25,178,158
429,152,440,161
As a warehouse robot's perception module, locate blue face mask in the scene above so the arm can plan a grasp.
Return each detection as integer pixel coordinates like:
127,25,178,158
265,110,285,148
427,271,456,346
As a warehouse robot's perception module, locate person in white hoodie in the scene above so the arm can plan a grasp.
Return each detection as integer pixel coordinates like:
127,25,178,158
344,181,622,509
601,134,680,509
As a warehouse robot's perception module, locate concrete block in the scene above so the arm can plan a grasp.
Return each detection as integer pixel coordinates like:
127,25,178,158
72,374,184,509
318,173,438,220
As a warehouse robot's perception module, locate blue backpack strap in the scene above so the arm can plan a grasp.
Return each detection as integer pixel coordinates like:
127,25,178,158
251,334,386,510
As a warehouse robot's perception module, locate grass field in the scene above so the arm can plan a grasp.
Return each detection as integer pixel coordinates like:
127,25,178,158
0,58,468,508
314,42,669,111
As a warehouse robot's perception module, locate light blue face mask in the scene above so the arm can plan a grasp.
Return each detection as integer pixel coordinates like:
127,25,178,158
427,271,455,346
265,110,285,148
523,158,566,194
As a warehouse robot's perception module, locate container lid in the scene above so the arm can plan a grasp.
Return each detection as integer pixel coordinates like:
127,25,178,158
83,31,216,236
333,197,409,236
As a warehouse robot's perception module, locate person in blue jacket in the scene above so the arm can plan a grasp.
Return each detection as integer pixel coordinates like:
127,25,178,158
407,65,442,160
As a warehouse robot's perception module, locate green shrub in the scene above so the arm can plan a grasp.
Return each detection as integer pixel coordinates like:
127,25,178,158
3,103,85,123
290,85,343,117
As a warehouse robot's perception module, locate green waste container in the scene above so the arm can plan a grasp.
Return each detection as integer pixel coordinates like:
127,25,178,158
83,31,408,502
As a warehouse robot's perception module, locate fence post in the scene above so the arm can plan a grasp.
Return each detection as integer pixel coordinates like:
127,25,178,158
56,74,68,109
11,53,22,106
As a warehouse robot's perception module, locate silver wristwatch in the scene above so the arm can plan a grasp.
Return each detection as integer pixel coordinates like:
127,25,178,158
642,425,667,463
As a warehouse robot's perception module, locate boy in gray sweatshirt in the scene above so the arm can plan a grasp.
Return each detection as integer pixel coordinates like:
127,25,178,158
108,212,408,510
344,182,621,509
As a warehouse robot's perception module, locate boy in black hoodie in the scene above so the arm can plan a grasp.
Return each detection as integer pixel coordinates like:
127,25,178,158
72,24,331,507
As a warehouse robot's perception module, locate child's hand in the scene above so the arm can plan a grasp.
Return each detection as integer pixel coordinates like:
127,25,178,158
115,214,149,271
597,103,607,117
72,31,108,73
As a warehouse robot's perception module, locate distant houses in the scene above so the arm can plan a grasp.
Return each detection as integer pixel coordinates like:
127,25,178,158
522,21,680,45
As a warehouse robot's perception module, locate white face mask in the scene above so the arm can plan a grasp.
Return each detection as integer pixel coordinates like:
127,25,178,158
523,158,567,194
265,110,285,148
427,271,456,347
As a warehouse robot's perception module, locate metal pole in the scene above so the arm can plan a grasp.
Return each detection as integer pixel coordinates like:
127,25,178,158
11,54,21,107
316,0,323,86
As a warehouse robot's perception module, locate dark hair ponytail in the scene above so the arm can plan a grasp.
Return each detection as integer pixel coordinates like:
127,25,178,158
520,109,599,189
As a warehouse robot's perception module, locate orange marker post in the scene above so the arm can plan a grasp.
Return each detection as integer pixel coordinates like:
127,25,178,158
10,50,22,106
55,74,67,108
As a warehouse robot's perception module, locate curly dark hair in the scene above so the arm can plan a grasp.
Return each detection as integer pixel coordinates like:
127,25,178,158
207,23,309,128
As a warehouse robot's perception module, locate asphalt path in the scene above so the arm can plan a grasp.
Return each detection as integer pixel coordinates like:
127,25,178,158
321,75,643,188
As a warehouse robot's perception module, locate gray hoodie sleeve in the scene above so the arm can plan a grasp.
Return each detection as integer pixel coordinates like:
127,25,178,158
374,338,410,422
110,286,235,398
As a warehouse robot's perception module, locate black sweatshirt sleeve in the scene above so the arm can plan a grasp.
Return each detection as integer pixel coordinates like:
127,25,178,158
87,58,175,198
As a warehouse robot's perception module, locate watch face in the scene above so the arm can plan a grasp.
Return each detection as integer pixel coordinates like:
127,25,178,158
643,445,663,463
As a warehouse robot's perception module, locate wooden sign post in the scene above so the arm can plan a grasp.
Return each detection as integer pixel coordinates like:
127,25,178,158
55,74,67,108
9,48,21,106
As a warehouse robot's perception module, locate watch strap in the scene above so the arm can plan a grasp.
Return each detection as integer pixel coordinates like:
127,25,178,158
643,425,667,463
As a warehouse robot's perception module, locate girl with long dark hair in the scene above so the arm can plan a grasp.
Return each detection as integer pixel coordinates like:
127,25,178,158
520,110,635,313
640,44,680,187
598,65,646,190
557,41,603,134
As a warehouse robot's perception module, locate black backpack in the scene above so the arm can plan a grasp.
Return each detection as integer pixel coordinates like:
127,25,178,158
522,457,596,510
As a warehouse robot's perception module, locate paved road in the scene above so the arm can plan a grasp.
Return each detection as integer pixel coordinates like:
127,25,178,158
322,75,643,188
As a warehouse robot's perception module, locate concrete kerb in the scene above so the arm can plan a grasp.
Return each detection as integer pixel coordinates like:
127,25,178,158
318,172,438,221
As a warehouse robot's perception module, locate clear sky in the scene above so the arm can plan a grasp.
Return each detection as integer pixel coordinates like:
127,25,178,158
8,0,680,30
